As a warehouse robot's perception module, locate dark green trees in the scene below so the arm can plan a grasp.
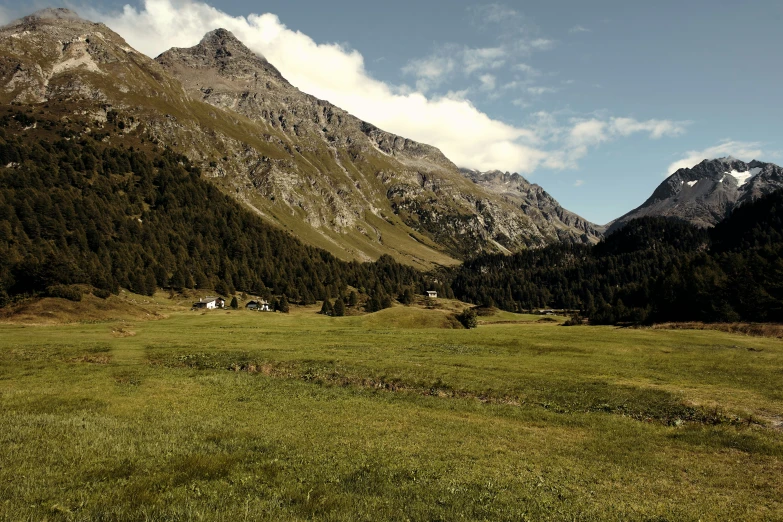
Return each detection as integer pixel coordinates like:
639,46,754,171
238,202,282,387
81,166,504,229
0,114,430,306
456,308,477,329
333,297,345,317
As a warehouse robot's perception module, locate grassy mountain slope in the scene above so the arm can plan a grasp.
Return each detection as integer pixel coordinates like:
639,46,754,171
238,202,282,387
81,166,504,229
0,10,601,267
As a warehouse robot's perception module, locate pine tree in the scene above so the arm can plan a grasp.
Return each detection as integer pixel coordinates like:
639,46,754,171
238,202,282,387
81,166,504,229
320,299,333,315
333,298,345,317
230,296,238,309
367,294,381,313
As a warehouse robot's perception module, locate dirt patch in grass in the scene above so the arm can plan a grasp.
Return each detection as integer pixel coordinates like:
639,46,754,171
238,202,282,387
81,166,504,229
67,353,112,364
111,324,137,337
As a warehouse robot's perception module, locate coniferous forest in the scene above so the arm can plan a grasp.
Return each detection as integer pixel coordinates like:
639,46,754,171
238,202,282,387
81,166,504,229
1,111,783,324
451,199,783,324
0,113,448,308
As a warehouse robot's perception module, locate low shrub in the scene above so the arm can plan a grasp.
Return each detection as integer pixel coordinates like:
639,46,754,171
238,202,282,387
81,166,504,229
92,288,112,299
46,285,82,302
455,308,478,329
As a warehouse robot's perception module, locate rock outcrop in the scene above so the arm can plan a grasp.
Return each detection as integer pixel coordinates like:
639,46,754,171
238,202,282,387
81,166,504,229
460,169,604,244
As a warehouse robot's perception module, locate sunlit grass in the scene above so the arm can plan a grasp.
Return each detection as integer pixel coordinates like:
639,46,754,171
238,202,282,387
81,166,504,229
1,304,782,520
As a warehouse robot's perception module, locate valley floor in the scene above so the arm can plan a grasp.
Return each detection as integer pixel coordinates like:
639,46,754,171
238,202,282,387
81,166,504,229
1,301,782,520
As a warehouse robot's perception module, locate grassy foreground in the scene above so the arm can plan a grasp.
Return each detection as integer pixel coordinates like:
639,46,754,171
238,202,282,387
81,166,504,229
1,300,782,520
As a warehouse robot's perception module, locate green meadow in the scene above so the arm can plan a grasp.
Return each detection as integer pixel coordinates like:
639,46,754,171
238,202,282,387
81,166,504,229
1,299,782,521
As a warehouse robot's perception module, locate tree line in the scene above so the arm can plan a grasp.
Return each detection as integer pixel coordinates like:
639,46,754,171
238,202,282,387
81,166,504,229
450,197,783,324
2,109,783,324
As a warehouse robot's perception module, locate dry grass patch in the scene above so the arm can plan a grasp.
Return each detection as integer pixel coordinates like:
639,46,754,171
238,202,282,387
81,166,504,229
652,322,783,339
0,294,165,325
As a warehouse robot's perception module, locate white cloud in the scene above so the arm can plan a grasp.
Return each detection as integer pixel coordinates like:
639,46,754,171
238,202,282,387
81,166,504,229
401,55,456,82
567,117,689,148
530,38,555,50
479,74,497,91
514,63,541,77
527,86,557,95
569,25,591,34
574,179,585,187
463,47,506,74
78,0,685,175
611,117,688,139
402,45,506,92
666,140,764,175
568,120,608,148
470,3,521,26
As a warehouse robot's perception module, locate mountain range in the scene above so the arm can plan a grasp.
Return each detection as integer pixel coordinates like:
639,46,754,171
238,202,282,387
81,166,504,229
0,9,605,269
2,8,782,266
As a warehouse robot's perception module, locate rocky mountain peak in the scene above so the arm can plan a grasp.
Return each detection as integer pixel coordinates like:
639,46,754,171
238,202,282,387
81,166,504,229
607,158,783,233
7,7,102,36
156,28,285,90
197,28,263,61
21,8,83,22
690,157,749,176
460,168,604,244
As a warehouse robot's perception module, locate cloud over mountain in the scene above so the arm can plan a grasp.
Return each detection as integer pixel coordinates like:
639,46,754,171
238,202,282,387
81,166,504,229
82,0,685,174
667,140,764,175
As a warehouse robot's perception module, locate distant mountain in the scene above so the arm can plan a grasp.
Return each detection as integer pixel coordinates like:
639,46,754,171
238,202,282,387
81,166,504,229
452,188,783,323
459,169,604,244
1,11,600,266
607,157,783,234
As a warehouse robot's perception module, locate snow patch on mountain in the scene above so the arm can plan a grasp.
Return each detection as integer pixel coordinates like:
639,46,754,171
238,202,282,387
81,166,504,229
687,180,698,187
726,167,762,187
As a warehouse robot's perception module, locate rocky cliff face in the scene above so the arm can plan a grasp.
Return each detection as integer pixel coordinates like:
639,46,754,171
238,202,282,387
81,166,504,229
155,29,569,256
607,157,783,234
460,169,604,244
1,11,603,266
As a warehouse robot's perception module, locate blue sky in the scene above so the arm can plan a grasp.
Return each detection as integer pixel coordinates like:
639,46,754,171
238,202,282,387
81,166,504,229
2,0,781,224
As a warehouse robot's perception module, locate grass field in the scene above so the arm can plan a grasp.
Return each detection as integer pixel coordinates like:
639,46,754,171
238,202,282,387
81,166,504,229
1,297,782,520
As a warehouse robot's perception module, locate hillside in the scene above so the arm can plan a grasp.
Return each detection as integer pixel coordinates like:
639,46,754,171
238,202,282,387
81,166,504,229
0,10,600,269
0,112,444,307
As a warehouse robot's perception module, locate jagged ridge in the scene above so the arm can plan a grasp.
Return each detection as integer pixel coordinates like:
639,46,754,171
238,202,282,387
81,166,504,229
607,157,783,234
460,168,604,244
1,11,604,267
